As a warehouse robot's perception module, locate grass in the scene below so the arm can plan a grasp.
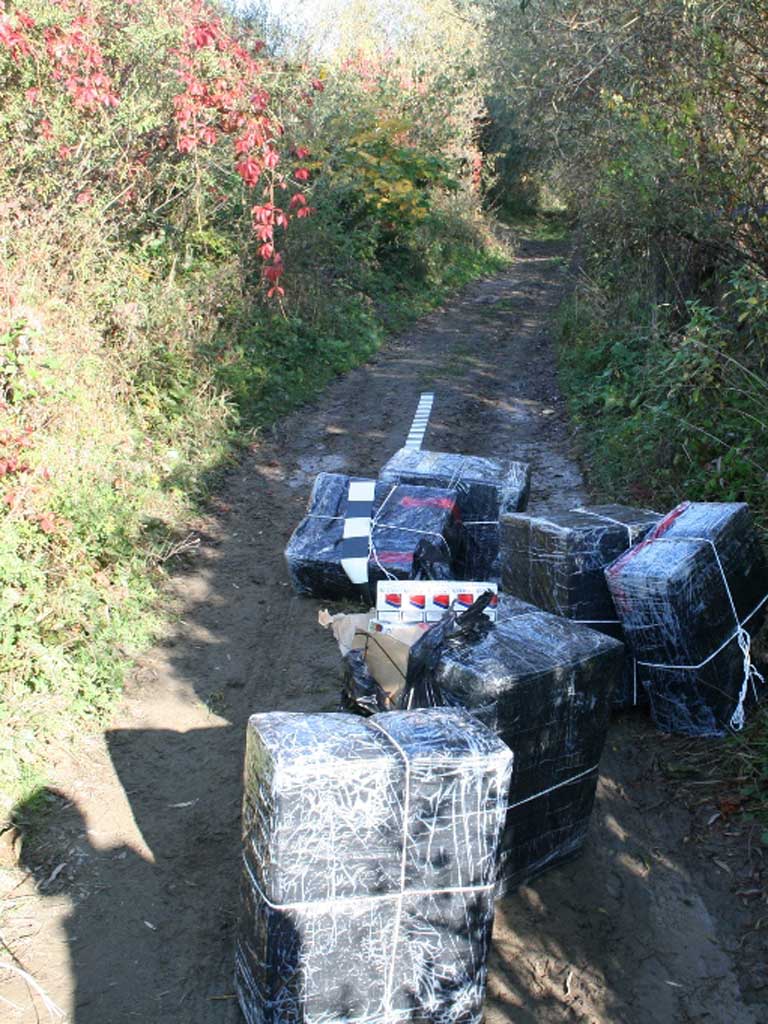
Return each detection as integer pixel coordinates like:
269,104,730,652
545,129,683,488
0,205,511,823
498,209,571,243
554,254,768,822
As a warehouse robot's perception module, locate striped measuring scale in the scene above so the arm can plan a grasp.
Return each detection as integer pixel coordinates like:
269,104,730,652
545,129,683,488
340,393,436,589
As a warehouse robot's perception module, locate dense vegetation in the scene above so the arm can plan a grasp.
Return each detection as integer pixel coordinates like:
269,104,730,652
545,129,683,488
0,0,507,809
482,0,767,523
480,0,768,813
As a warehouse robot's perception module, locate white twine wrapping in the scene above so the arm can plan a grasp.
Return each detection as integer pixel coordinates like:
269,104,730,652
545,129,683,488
242,719,508,1024
624,536,767,731
571,506,658,707
308,484,453,584
0,962,65,1021
506,763,600,812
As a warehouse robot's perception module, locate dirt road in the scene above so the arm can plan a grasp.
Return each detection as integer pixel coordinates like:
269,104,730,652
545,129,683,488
3,239,766,1023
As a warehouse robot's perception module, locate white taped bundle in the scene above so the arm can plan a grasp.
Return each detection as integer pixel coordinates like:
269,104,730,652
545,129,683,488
236,709,513,1024
606,502,768,735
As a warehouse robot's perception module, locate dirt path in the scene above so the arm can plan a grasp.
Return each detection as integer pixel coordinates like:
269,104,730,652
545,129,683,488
3,239,766,1024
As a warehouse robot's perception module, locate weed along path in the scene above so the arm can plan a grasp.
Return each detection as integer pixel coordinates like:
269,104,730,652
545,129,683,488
3,238,766,1024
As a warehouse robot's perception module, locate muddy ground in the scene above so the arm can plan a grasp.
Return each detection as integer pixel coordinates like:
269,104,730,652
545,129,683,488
2,239,767,1023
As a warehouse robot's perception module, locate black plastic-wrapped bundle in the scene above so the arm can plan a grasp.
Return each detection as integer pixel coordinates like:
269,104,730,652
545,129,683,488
413,538,455,581
605,501,768,736
285,473,460,601
402,602,623,894
379,448,531,580
501,504,661,708
236,709,514,1024
340,650,390,717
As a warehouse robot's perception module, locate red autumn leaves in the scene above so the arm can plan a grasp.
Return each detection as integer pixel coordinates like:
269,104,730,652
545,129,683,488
0,0,318,297
172,1,316,296
0,424,60,535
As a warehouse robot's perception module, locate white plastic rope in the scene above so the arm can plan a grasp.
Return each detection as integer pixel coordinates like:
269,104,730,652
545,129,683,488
242,855,495,913
367,485,399,582
571,506,656,707
507,763,600,812
446,458,469,493
572,507,637,536
312,484,453,585
243,717,502,1024
404,392,434,451
574,619,622,625
629,536,767,730
366,488,454,581
367,719,411,1020
0,962,65,1021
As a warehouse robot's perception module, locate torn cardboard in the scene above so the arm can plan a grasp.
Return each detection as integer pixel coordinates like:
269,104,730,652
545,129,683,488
319,609,430,707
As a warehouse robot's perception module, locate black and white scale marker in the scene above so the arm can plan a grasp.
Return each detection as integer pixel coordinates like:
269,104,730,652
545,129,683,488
340,479,377,585
340,393,435,586
404,391,435,451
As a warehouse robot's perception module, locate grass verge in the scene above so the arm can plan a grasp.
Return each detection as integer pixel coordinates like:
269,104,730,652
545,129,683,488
555,258,768,821
0,206,510,821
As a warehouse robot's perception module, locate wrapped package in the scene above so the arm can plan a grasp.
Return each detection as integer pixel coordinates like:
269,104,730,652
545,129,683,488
379,448,531,580
339,649,390,716
402,600,624,894
236,709,514,1024
501,504,661,707
412,537,454,581
285,473,460,601
605,501,768,736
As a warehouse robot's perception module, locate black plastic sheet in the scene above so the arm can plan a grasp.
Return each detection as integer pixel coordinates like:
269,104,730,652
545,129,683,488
380,448,531,580
340,650,390,717
402,603,623,893
236,709,514,1024
413,538,455,581
501,504,661,708
285,473,461,601
606,501,768,736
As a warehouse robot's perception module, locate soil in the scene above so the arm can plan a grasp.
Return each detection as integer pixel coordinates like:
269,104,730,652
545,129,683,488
2,238,767,1024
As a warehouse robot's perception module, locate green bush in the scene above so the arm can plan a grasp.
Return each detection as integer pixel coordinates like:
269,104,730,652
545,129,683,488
558,261,768,528
0,0,510,813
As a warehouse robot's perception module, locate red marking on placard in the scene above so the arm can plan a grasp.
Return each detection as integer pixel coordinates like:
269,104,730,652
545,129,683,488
409,595,426,609
456,593,474,608
385,593,402,608
433,594,450,609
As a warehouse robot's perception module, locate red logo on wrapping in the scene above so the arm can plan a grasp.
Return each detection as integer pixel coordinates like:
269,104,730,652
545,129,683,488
385,593,402,608
399,495,455,511
433,594,450,609
456,593,474,608
409,594,426,609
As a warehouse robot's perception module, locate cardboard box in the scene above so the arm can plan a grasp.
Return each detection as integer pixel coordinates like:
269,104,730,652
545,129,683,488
375,580,499,623
319,609,428,706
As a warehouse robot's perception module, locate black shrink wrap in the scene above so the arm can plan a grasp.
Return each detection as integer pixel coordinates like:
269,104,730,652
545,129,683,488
605,501,768,736
339,650,390,717
501,504,661,708
402,604,623,894
236,709,513,1024
380,448,531,580
285,472,461,601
